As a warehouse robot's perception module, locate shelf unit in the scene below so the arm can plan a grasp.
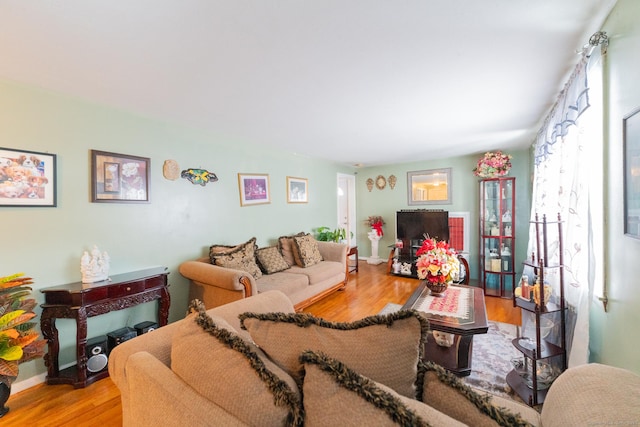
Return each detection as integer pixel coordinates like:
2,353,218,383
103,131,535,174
507,213,567,406
479,177,515,297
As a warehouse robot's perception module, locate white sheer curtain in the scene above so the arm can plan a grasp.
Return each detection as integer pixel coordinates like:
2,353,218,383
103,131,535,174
528,34,605,367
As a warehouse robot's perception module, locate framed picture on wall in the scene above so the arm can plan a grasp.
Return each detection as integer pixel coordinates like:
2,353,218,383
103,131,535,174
0,147,57,207
238,173,271,206
286,176,308,203
407,168,452,205
624,107,640,238
91,150,150,203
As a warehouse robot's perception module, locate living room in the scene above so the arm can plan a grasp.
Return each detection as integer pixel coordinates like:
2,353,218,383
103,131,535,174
1,0,639,420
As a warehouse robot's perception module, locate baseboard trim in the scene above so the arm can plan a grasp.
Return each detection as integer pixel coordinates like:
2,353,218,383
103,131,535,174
11,372,47,395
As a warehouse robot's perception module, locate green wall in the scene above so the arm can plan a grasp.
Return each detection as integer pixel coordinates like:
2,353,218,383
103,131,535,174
591,0,640,373
0,80,353,387
355,149,531,282
5,0,640,388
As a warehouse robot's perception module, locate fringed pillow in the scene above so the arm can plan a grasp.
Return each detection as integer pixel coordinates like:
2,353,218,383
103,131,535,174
421,361,537,427
240,309,429,399
300,350,464,427
209,237,262,280
277,232,306,267
171,300,303,427
292,234,323,267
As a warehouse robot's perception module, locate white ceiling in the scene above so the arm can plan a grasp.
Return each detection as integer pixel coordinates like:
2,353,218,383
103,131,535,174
0,1,616,167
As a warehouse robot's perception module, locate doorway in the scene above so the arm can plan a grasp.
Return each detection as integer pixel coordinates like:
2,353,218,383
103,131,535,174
337,173,356,246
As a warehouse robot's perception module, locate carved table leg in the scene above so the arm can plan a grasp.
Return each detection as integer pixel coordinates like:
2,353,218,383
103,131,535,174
158,286,171,326
75,306,88,386
40,308,60,378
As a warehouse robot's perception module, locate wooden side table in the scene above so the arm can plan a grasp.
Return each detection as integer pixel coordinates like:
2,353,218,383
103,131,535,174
347,246,358,273
40,267,170,388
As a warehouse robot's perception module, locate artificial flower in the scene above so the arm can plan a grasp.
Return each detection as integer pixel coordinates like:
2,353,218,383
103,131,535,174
415,237,460,284
473,151,512,178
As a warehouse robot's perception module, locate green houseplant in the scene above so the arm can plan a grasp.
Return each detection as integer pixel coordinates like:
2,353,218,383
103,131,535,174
0,273,46,416
314,227,351,243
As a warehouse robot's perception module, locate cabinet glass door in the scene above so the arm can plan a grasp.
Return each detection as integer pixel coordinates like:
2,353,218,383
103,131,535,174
479,177,515,298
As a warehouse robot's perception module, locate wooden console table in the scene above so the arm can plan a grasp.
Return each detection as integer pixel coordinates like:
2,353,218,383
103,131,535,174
40,267,170,388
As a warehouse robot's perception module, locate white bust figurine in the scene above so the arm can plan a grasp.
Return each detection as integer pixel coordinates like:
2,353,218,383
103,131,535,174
81,245,110,283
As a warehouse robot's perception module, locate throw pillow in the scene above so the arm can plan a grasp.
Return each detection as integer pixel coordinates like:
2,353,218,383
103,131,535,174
256,246,291,274
421,361,535,427
240,309,429,399
209,237,262,280
171,300,303,427
292,234,323,267
277,232,306,266
300,350,463,427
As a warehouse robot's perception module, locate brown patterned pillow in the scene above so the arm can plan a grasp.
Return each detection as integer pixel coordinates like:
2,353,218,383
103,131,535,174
256,246,290,274
210,237,262,280
292,234,323,267
277,232,306,266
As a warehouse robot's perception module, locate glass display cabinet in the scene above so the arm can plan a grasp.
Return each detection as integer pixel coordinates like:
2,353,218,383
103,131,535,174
479,177,515,297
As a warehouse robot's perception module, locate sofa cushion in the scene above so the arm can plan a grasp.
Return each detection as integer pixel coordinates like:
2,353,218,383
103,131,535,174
292,234,323,267
256,246,291,274
171,300,302,427
277,232,306,267
421,361,535,427
210,237,262,280
255,271,309,295
239,310,429,399
287,260,344,285
300,350,463,427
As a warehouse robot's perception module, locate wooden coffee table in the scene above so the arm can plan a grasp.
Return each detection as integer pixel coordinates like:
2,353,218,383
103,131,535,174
402,280,488,376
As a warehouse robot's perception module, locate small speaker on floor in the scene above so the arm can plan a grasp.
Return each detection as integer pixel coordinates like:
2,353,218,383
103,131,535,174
134,321,158,335
107,327,137,354
86,335,108,374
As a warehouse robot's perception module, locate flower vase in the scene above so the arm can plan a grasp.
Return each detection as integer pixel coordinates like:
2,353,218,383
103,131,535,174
0,381,10,417
425,280,449,297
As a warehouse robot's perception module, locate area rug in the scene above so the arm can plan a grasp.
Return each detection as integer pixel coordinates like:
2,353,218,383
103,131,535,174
377,302,520,400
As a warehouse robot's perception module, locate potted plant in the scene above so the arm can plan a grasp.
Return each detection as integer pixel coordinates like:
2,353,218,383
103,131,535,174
0,273,46,417
314,227,350,243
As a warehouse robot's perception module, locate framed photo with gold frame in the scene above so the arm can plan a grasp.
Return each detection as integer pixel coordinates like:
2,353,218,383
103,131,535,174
286,176,308,203
91,150,150,203
238,173,271,206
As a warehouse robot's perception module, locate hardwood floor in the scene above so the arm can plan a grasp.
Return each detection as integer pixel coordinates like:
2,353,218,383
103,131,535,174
3,262,520,426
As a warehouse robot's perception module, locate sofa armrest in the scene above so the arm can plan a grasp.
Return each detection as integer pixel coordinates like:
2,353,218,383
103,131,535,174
124,352,247,427
179,259,256,297
541,363,640,427
317,241,348,265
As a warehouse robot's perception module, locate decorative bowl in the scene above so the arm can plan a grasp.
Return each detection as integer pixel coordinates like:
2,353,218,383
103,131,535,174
426,281,448,296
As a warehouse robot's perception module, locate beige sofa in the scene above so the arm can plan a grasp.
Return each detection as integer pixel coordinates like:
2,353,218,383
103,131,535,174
179,236,348,311
109,290,640,427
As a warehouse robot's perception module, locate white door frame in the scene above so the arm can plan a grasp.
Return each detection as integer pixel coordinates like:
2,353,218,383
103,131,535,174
337,173,356,246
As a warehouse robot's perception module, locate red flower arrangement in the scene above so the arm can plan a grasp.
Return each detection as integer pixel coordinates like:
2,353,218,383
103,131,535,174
415,237,460,284
365,216,385,237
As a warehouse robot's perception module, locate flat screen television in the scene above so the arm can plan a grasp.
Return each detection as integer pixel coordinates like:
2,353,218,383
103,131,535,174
395,210,450,266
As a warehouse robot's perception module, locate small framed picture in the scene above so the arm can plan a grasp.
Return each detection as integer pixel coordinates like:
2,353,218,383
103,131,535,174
0,147,57,207
238,173,270,206
287,176,308,203
624,107,640,238
91,150,150,203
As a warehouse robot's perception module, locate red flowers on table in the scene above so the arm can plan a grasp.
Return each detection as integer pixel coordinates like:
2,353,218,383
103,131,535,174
415,237,460,284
